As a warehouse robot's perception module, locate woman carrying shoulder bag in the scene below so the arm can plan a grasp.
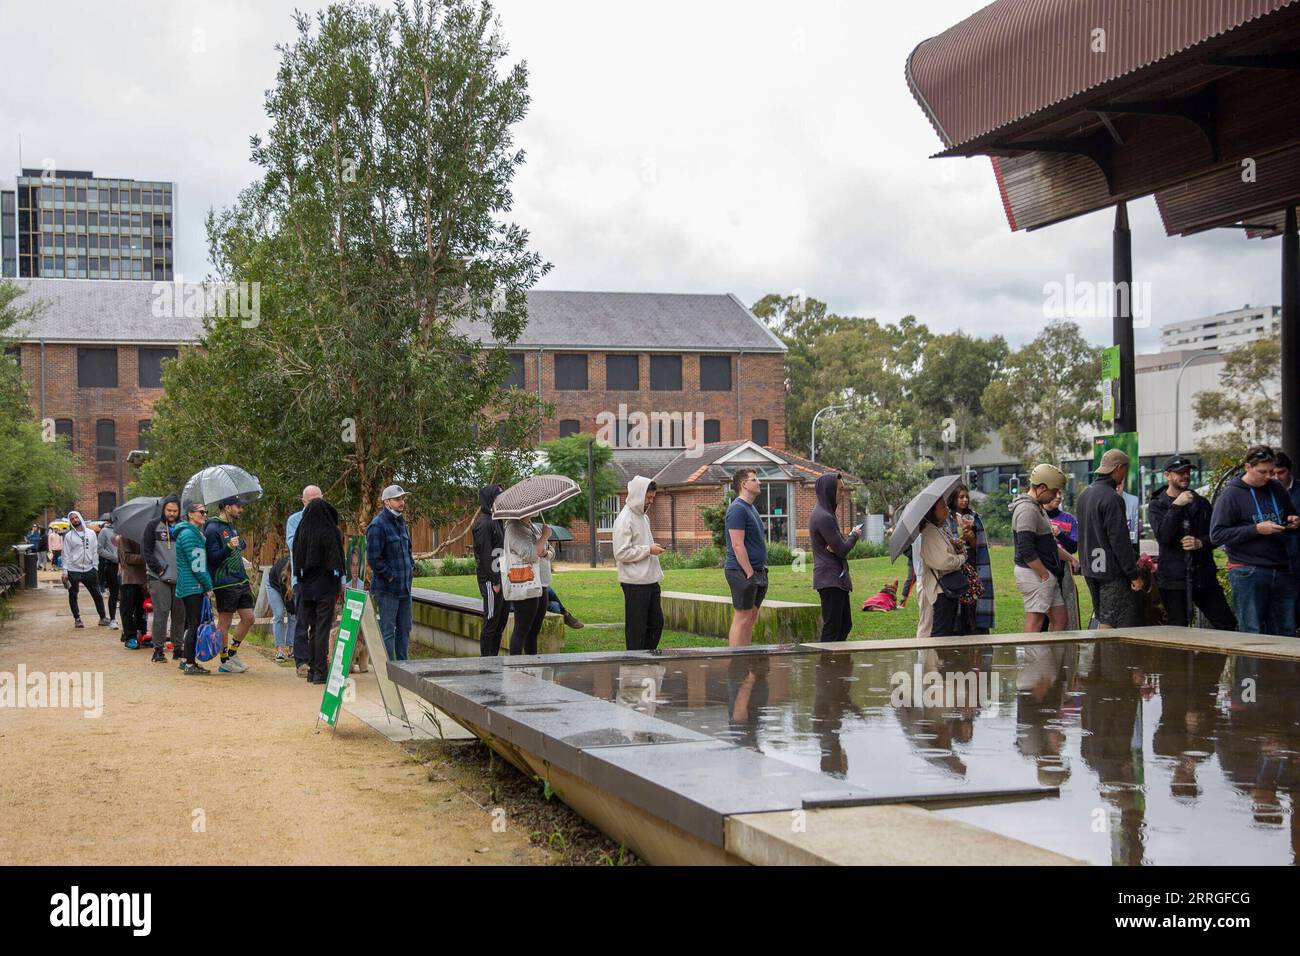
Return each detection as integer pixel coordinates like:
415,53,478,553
501,518,552,656
917,494,972,638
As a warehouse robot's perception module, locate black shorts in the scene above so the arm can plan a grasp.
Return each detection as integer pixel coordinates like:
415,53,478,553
1086,576,1142,628
725,567,768,610
214,582,254,613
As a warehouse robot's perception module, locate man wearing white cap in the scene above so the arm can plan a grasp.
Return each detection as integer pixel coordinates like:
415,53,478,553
366,484,414,659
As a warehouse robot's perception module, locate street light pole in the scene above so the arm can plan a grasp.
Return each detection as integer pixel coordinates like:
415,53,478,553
810,403,850,462
1173,349,1221,457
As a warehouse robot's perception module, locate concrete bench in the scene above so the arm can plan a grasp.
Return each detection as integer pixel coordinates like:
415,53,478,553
659,590,822,644
411,586,565,657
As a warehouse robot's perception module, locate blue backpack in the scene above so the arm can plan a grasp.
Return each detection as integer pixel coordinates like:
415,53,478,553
196,596,221,662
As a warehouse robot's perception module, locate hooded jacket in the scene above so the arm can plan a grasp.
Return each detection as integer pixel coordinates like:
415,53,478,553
1147,485,1217,589
1077,476,1140,582
97,524,119,562
61,512,99,573
142,493,181,581
612,476,664,586
472,485,505,586
809,473,859,592
173,519,214,599
118,534,147,586
1210,475,1299,570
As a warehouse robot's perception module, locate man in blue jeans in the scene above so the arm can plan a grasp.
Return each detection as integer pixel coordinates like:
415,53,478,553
366,484,414,660
1210,445,1300,636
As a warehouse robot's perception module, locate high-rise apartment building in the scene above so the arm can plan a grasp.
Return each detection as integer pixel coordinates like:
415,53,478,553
0,168,173,280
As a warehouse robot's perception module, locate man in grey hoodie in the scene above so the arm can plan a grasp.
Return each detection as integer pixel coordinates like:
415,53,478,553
809,472,862,642
62,510,109,628
613,476,666,650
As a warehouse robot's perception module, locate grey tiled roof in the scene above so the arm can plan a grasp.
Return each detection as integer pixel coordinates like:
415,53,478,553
463,291,786,353
609,448,683,487
6,278,206,344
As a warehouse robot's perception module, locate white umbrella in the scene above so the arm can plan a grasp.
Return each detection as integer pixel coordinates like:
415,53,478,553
183,465,263,509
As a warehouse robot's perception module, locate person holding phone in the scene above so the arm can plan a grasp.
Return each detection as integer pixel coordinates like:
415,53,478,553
809,472,861,642
1210,445,1300,636
613,476,666,651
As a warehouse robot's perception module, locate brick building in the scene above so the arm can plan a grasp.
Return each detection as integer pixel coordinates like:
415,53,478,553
6,278,203,518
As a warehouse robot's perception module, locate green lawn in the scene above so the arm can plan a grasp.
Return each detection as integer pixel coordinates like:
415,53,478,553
414,545,1094,652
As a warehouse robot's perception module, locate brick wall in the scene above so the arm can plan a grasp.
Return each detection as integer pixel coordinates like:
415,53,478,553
12,342,174,517
513,349,786,450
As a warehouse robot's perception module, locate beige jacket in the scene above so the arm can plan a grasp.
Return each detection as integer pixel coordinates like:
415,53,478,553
612,476,664,586
915,521,968,638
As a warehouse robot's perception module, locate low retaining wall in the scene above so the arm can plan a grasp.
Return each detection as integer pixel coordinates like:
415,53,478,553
411,588,565,657
659,590,821,643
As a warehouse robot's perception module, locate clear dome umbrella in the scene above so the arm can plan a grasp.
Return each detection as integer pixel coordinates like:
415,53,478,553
182,464,263,510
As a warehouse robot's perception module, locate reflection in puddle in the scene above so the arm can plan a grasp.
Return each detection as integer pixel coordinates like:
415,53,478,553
543,641,1300,865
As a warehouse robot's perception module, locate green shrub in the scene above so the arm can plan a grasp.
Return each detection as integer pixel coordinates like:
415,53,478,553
847,539,889,560
658,550,689,571
766,542,795,566
416,556,479,577
699,493,734,550
414,558,438,577
686,545,722,569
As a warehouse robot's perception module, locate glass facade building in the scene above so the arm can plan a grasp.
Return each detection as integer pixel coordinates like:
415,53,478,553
0,168,173,280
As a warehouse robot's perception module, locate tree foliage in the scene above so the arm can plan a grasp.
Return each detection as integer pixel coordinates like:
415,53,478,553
536,433,618,527
133,0,549,540
1192,338,1282,468
0,281,78,545
981,319,1101,465
815,400,932,518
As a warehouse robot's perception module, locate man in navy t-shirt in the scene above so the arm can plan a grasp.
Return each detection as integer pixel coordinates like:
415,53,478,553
724,467,768,645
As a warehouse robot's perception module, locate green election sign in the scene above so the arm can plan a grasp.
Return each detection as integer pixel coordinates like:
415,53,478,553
1101,345,1121,381
319,588,366,727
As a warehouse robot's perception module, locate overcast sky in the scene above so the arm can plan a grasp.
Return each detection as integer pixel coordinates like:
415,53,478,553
0,0,1283,350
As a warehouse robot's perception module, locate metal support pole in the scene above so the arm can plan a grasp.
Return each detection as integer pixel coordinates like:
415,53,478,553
1283,207,1299,455
1113,202,1137,435
586,439,597,567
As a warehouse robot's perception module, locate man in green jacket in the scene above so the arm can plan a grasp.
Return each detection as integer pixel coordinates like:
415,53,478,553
174,500,216,676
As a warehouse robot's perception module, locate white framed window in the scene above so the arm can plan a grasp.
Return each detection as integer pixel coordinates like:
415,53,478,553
597,494,621,532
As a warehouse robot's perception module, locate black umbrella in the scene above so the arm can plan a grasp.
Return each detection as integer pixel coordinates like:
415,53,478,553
889,474,963,562
109,496,164,544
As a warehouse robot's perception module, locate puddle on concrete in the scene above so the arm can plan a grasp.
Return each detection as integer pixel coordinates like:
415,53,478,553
541,641,1300,865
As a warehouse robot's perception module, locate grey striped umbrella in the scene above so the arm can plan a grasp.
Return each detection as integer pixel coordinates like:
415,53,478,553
493,475,581,520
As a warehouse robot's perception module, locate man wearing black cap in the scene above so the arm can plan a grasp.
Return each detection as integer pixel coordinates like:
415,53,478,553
1147,456,1236,630
204,496,255,672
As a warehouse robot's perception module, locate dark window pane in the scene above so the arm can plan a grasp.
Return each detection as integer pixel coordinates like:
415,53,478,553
502,352,525,389
54,419,74,450
137,347,176,388
704,419,721,443
558,419,581,438
649,355,682,391
98,491,117,516
77,347,118,387
700,355,732,391
4,345,20,368
605,354,639,391
95,419,117,461
554,354,588,391
138,419,152,450
752,419,769,445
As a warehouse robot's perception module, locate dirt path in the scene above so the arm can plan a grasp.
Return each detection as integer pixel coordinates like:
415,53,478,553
0,583,546,865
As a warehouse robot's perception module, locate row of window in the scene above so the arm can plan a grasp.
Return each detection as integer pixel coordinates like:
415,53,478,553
557,417,769,446
50,418,151,460
17,183,172,208
505,353,734,392
74,347,178,389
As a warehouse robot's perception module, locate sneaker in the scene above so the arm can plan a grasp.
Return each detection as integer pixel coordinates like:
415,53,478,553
219,656,248,674
180,662,210,676
563,611,585,629
74,618,85,629
274,650,287,663
296,663,310,678
151,648,167,663
97,617,111,627
109,619,119,630
125,638,138,650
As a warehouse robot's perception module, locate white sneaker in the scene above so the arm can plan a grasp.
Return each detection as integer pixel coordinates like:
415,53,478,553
109,620,119,630
220,655,249,673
